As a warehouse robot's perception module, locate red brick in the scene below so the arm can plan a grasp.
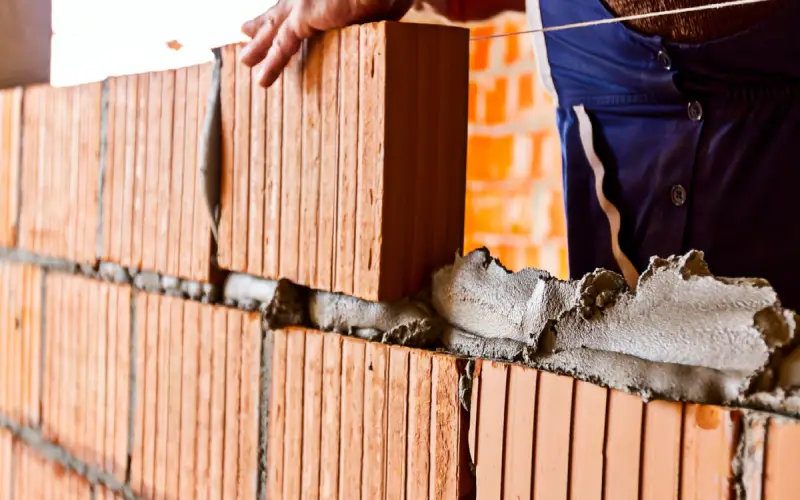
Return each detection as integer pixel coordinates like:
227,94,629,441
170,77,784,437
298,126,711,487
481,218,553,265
501,366,538,499
265,330,467,499
469,27,493,71
386,348,409,500
179,66,199,280
640,401,684,499
166,68,186,277
316,31,342,292
18,84,101,263
130,295,259,500
99,66,213,281
484,78,508,126
16,443,93,500
319,334,343,498
764,417,800,498
466,135,514,182
0,429,12,499
468,82,478,124
0,263,42,425
407,350,432,499
504,27,521,66
363,343,389,498
332,27,359,297
155,70,176,276
518,74,534,110
301,332,323,497
569,382,609,499
266,328,288,499
238,312,261,500
41,273,130,478
178,301,199,500
474,361,507,498
298,38,324,289
247,62,267,278
217,23,469,302
430,355,464,499
0,88,22,247
681,405,739,499
604,391,644,499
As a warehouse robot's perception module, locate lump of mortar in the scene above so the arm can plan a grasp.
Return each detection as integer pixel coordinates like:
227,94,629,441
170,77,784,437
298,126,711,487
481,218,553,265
553,252,792,375
79,263,97,278
432,248,575,344
741,388,800,418
181,280,204,300
441,326,525,362
97,262,130,283
224,273,278,305
161,276,183,295
380,318,444,349
263,279,309,330
134,271,163,293
308,290,435,336
201,283,216,303
436,248,795,383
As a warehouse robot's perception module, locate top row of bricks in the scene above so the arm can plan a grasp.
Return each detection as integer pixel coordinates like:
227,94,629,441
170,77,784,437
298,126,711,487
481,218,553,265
0,22,471,303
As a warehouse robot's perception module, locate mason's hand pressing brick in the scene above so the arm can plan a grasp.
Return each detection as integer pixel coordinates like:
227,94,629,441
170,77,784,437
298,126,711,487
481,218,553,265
239,0,414,87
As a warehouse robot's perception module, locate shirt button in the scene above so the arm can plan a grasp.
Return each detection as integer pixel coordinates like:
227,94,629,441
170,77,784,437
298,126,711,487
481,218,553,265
671,185,687,206
657,49,672,70
688,101,703,122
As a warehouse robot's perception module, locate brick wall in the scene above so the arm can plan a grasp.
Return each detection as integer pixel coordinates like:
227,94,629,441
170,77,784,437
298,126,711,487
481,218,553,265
2,20,800,500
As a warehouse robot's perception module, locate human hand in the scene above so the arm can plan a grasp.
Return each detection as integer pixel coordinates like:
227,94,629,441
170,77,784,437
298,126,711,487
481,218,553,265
240,0,414,88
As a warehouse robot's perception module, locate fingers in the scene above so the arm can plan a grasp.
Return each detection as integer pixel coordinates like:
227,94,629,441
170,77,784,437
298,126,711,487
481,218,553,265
241,12,267,38
240,17,280,67
257,13,304,88
240,1,291,66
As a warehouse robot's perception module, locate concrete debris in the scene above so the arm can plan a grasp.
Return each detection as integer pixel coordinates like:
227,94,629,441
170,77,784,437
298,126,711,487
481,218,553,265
228,272,445,348
433,248,800,415
732,412,768,500
97,262,130,283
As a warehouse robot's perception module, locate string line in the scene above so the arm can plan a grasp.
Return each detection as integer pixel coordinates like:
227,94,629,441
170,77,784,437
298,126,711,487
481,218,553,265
469,0,775,40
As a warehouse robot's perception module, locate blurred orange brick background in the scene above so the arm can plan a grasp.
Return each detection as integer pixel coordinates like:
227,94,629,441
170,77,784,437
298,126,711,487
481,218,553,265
463,14,568,278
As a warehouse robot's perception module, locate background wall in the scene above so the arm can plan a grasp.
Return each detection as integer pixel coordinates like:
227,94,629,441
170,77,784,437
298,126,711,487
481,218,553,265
463,14,567,278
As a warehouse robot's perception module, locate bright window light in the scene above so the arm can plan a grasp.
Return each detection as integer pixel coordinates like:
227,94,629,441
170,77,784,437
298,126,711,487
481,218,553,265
50,0,278,86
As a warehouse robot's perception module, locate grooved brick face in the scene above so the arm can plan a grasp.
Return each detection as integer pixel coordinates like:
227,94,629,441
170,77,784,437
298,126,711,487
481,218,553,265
0,262,42,426
216,22,470,302
40,273,131,481
130,293,260,500
100,68,215,281
14,441,93,500
0,89,22,247
17,84,102,264
467,360,800,499
266,328,469,499
0,430,11,499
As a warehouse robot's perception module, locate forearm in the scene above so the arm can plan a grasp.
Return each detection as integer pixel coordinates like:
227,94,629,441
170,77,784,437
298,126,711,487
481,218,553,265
421,0,525,22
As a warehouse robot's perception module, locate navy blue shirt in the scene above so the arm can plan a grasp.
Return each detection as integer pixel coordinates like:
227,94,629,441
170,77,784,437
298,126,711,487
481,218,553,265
526,0,800,308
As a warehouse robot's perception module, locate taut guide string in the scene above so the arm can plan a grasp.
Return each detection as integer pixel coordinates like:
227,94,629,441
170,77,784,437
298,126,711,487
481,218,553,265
468,0,775,41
